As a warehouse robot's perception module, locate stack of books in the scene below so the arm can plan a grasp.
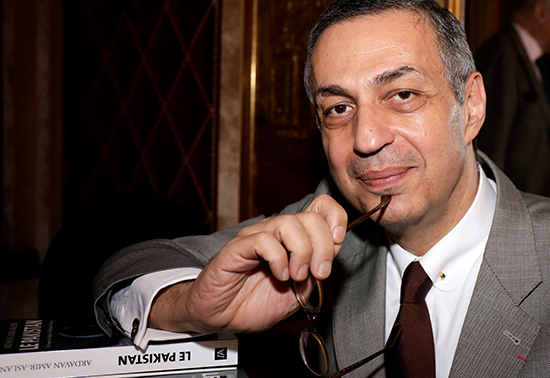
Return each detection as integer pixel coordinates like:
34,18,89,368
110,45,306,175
0,319,238,378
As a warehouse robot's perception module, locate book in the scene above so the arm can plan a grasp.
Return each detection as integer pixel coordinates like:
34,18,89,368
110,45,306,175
0,319,238,378
99,367,245,377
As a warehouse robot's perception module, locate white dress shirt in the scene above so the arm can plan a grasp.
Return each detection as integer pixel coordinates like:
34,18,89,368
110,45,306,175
111,267,202,349
385,167,496,378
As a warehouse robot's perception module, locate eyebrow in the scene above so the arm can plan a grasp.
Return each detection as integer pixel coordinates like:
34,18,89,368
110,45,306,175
315,85,354,100
314,65,424,102
373,65,421,86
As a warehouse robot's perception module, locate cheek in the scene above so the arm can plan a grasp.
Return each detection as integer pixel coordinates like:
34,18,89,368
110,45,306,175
439,110,467,163
406,105,464,166
322,131,349,172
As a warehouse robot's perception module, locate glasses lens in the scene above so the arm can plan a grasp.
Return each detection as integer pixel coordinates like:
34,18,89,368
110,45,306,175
293,277,324,314
299,330,329,377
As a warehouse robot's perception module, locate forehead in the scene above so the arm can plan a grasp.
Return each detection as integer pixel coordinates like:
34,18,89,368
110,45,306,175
311,9,445,92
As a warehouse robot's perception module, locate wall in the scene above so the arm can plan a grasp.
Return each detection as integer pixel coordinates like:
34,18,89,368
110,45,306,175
0,0,63,319
0,0,512,319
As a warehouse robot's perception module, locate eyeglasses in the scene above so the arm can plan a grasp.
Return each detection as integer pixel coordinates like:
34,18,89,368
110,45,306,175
293,195,401,377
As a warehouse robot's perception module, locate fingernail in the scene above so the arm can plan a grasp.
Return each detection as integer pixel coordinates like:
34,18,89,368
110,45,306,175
333,226,345,243
298,264,309,280
282,267,289,281
319,261,332,278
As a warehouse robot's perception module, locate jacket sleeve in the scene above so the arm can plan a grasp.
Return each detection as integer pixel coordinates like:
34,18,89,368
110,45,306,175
92,189,320,337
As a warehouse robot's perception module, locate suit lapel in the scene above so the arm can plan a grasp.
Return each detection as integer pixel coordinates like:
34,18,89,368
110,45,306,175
450,265,541,377
450,155,542,377
330,221,388,378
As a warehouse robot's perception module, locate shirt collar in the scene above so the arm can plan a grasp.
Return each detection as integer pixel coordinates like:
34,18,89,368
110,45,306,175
388,165,497,291
513,22,544,62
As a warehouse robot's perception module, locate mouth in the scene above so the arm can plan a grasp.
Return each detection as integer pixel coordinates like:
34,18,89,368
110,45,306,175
358,166,412,190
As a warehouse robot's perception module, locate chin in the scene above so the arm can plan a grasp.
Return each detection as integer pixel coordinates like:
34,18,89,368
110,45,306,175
371,197,418,228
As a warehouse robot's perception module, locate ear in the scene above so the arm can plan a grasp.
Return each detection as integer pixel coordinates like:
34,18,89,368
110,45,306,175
463,72,486,145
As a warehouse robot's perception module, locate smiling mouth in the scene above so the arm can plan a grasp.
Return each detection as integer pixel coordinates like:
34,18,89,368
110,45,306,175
358,166,412,190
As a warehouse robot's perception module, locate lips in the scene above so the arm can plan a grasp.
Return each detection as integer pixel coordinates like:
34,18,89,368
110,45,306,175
358,166,412,190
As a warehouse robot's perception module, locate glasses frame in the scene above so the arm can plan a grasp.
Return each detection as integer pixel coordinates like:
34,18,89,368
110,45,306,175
293,195,398,377
294,278,328,376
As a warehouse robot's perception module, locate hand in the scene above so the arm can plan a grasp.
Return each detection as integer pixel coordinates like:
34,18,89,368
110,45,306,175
148,194,347,334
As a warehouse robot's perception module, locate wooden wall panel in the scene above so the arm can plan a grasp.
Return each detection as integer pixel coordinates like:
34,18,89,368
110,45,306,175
64,0,221,232
240,0,332,220
466,0,507,53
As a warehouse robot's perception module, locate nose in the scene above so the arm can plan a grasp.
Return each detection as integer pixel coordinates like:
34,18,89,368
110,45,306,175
353,106,395,155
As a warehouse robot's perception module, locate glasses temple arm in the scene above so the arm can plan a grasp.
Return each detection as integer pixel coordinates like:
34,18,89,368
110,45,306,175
327,324,402,378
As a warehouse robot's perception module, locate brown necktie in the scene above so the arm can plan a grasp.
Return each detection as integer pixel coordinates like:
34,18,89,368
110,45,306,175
386,261,436,378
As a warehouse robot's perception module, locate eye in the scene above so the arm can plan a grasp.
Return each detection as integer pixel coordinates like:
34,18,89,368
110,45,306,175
394,91,413,100
327,104,351,115
319,102,355,129
386,89,426,113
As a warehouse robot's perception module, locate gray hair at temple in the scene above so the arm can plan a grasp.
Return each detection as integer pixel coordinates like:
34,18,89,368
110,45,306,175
303,0,476,106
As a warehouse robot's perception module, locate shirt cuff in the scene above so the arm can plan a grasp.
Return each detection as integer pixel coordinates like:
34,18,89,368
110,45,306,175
110,267,202,350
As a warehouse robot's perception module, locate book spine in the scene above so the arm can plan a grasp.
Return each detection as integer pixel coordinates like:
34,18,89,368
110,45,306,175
0,338,238,378
98,366,238,378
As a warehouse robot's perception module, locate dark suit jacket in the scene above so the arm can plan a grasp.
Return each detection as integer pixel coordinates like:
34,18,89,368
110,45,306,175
476,25,550,196
93,153,550,377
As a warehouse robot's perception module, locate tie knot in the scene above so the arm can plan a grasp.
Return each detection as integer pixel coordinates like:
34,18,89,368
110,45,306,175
400,261,432,304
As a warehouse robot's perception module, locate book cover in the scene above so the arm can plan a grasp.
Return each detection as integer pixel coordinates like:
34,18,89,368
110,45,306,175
0,319,238,378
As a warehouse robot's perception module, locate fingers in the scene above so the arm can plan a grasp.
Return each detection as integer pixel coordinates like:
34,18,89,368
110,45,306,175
236,195,347,282
294,211,335,280
306,194,348,252
237,214,323,281
230,230,293,281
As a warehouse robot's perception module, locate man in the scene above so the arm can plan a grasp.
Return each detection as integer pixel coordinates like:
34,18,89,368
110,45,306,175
476,0,550,196
94,1,550,377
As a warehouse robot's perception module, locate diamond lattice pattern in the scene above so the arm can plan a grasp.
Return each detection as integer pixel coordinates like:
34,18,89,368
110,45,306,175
76,0,220,230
